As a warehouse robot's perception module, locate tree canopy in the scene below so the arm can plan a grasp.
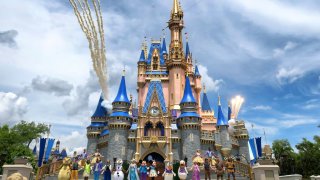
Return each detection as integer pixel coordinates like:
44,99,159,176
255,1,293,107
0,121,49,174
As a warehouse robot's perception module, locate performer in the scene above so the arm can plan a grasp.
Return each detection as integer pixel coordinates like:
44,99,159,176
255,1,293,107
91,149,103,164
127,159,139,180
178,160,188,180
139,161,148,180
204,158,215,180
162,163,176,180
113,159,124,180
70,157,79,180
102,160,112,180
193,149,204,165
58,157,71,180
190,162,200,180
215,158,224,180
225,157,236,180
148,161,158,180
205,147,216,166
93,159,103,180
83,160,91,180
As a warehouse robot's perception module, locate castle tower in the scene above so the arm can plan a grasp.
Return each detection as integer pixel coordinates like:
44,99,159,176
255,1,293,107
107,73,132,160
201,85,216,132
177,76,201,166
167,0,187,110
87,95,107,155
216,97,232,158
194,64,202,113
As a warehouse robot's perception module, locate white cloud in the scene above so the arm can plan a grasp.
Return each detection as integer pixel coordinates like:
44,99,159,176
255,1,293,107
279,119,317,128
252,105,272,110
198,65,223,92
58,131,86,155
273,41,297,57
0,92,28,124
276,67,304,84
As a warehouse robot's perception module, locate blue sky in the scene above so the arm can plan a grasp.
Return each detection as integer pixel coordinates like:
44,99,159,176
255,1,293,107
0,0,319,153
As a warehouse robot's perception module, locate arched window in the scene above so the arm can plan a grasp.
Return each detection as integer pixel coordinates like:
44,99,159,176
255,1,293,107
144,122,153,136
153,56,158,70
156,122,165,136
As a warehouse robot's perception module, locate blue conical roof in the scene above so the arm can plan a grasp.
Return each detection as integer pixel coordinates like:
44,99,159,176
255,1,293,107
185,42,190,59
201,93,212,111
162,38,167,54
113,75,130,103
195,65,200,76
217,99,228,126
92,94,107,117
139,49,145,62
180,76,196,104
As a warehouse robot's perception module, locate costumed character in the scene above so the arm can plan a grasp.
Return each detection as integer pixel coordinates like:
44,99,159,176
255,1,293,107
83,160,91,180
204,158,214,180
93,158,103,180
80,149,88,167
225,157,236,180
113,159,124,180
215,158,224,180
91,149,103,165
148,161,158,180
127,159,139,180
193,149,204,165
162,163,176,180
7,172,27,180
139,161,148,180
205,147,216,166
102,160,112,180
58,157,72,180
178,160,188,180
190,162,200,180
70,157,79,180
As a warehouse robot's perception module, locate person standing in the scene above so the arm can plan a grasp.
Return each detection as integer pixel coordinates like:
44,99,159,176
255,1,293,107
225,158,236,180
178,160,188,180
139,161,148,180
83,160,91,180
93,159,103,180
204,158,215,180
70,157,79,180
190,162,201,180
102,160,112,180
215,158,224,180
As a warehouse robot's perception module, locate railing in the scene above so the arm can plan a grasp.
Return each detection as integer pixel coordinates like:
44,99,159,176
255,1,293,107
234,161,253,180
142,136,166,142
36,160,63,180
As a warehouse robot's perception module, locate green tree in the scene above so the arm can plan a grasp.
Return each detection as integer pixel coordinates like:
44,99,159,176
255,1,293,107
11,120,49,148
272,139,296,175
0,121,49,174
295,136,320,177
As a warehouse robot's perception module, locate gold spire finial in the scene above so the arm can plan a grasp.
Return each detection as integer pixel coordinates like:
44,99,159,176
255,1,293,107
173,0,179,14
186,71,189,77
122,65,126,76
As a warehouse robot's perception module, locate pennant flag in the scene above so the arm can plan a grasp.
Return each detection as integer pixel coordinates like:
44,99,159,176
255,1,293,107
61,149,67,159
38,138,47,167
44,138,55,162
32,145,37,155
248,137,262,163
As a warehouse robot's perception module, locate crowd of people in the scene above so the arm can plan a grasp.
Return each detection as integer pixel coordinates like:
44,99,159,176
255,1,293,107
56,148,237,180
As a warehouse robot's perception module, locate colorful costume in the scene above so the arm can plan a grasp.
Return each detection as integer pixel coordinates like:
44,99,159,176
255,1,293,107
193,150,204,164
226,159,235,180
103,161,112,180
205,148,216,166
162,164,176,180
191,163,200,180
113,159,124,180
58,157,71,180
139,161,148,180
70,160,79,180
149,161,158,178
215,160,224,180
178,160,188,180
127,160,139,180
93,160,103,180
83,162,91,180
204,160,212,180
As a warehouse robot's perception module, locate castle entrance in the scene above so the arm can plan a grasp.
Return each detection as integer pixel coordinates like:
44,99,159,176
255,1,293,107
143,152,165,180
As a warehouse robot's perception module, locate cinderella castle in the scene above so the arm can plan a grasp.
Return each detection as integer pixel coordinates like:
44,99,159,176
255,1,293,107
87,0,250,166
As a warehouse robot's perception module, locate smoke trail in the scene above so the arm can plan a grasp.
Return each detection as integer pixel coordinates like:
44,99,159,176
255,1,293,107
69,0,108,100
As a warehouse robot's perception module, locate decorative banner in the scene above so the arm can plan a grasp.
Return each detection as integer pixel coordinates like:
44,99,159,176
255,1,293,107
32,145,37,155
60,149,67,159
248,137,262,163
44,138,55,162
38,138,47,167
255,137,262,157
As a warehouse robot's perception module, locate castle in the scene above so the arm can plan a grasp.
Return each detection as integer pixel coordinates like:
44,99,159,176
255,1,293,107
87,0,250,166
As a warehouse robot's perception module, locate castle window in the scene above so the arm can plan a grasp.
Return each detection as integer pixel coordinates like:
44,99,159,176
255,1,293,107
176,74,179,79
153,56,158,70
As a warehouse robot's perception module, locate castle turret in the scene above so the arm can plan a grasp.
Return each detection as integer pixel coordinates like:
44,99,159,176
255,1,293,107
216,97,232,158
107,72,132,160
194,64,202,113
168,0,187,110
177,76,201,166
162,37,168,61
87,94,107,154
201,85,216,132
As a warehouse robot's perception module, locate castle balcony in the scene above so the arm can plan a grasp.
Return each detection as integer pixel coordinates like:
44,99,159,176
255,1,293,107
200,131,215,144
141,136,167,149
231,136,239,147
234,128,249,139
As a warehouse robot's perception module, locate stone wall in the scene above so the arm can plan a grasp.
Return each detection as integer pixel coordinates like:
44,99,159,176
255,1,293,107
107,129,128,160
87,137,98,155
181,128,200,167
126,141,136,161
238,139,250,162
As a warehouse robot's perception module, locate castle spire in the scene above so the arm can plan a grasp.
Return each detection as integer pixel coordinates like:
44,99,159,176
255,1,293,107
180,76,196,104
172,0,179,14
217,96,228,126
201,85,212,111
113,74,130,103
